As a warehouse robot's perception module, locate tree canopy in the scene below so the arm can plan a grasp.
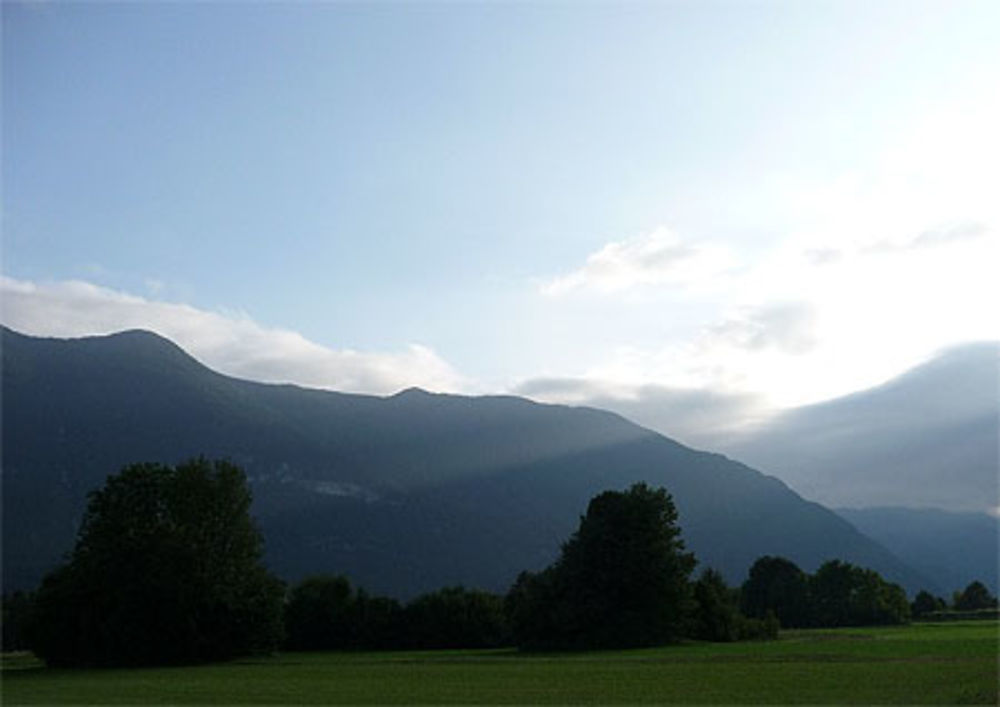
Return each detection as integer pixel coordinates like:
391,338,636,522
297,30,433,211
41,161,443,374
284,575,360,651
691,568,740,642
508,483,696,649
28,459,284,667
283,576,507,651
741,555,812,628
741,556,909,628
910,590,946,618
953,580,997,611
811,560,910,627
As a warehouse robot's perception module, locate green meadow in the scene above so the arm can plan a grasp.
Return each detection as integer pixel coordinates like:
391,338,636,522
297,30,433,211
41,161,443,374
3,621,997,705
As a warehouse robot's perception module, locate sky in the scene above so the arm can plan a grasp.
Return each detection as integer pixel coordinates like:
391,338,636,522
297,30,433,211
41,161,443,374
3,0,998,445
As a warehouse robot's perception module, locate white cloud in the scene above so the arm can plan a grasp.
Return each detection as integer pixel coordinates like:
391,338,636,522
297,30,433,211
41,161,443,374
536,98,1000,408
779,99,1000,259
514,376,769,449
0,277,468,395
708,303,818,355
541,227,738,296
531,207,998,411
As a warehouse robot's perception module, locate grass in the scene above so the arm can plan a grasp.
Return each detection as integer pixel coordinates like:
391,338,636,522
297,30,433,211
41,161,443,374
2,621,997,705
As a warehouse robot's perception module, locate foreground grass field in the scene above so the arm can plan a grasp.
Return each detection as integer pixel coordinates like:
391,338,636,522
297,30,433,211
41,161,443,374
2,621,997,705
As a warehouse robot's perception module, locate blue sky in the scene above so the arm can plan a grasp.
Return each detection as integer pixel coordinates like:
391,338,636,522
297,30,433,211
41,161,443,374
3,0,998,444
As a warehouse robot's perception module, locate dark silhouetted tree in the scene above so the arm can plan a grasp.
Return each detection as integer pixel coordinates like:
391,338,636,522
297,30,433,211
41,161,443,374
740,556,811,628
741,556,908,628
284,575,359,651
284,578,506,651
690,568,778,641
284,575,407,651
910,590,946,618
691,568,739,642
953,580,997,611
1,591,35,651
505,568,569,650
847,566,911,626
508,483,696,649
28,459,284,667
353,589,404,650
810,560,909,627
403,586,508,649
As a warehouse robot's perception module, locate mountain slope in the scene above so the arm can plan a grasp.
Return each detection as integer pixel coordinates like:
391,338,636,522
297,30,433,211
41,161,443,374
835,507,999,595
1,326,934,597
721,342,999,513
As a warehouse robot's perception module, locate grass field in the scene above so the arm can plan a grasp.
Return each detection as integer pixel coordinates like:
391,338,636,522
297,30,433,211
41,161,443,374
2,621,997,704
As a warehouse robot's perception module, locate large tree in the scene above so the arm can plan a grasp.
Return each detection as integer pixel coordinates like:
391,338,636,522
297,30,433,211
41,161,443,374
953,580,997,611
810,560,910,627
741,556,812,628
691,568,740,642
29,459,284,667
910,589,946,618
509,483,696,649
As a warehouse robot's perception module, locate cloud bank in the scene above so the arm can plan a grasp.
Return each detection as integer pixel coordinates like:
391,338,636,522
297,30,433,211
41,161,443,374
708,302,818,355
532,200,997,409
541,227,737,296
514,376,768,450
0,277,467,395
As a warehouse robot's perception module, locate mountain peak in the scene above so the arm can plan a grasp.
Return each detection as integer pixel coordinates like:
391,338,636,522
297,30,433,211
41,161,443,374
103,327,171,342
390,386,435,399
2,325,181,353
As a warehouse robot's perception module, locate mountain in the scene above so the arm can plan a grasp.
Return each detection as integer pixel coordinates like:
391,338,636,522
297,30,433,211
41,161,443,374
835,506,999,595
1,326,934,598
720,342,999,513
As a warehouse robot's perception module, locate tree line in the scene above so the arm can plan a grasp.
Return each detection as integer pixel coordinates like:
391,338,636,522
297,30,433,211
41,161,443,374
2,459,995,666
284,579,507,651
738,555,996,628
742,555,910,628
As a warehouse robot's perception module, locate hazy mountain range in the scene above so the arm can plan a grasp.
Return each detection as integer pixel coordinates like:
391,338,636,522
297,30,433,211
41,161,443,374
2,327,994,599
835,506,998,596
720,341,998,514
523,342,998,516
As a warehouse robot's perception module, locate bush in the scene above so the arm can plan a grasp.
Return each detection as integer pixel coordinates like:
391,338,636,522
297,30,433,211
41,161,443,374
734,611,780,640
1,592,35,651
284,575,361,651
284,578,507,651
403,586,509,649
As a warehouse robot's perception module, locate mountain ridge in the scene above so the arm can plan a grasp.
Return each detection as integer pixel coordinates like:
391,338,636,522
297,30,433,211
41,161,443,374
1,326,937,597
835,506,999,594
